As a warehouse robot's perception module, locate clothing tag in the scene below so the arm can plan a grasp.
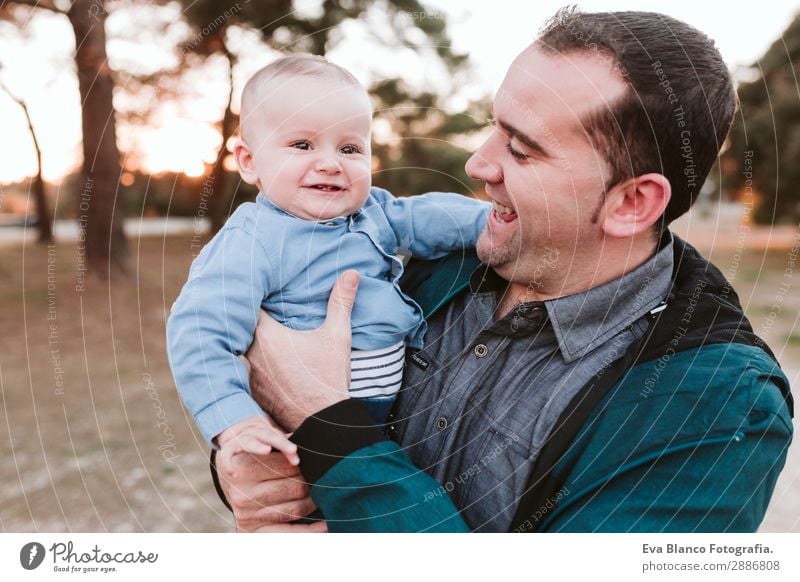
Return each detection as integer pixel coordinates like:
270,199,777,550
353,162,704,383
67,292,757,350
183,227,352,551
648,301,668,318
409,352,430,371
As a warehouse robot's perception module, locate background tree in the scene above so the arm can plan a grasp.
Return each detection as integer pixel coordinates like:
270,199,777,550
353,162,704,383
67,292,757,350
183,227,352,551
0,68,53,243
175,0,475,234
1,0,487,265
721,13,800,224
371,77,488,197
2,0,129,278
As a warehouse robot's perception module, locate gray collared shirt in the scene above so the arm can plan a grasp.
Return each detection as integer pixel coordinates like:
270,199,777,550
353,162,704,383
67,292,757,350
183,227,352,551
393,234,675,531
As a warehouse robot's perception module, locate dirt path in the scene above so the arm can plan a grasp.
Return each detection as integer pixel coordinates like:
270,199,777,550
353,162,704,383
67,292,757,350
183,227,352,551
1,236,231,531
1,226,798,532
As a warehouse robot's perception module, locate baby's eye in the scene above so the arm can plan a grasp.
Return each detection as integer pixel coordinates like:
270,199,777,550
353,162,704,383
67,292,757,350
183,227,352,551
340,144,361,155
290,140,312,150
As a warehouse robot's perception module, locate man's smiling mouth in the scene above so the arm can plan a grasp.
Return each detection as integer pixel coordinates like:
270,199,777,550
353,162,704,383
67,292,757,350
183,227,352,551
491,198,518,223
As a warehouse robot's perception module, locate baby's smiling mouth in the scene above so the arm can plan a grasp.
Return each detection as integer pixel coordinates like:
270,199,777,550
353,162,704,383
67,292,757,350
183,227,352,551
303,183,345,192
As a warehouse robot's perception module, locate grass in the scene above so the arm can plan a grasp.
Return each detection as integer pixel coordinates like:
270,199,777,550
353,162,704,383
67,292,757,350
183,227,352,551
0,234,798,532
0,236,233,532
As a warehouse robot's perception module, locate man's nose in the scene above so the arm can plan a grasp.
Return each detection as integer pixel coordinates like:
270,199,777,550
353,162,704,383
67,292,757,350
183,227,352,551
465,138,502,183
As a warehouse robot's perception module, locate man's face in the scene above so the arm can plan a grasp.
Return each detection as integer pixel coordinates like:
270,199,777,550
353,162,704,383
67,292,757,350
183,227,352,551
241,75,372,221
467,47,628,288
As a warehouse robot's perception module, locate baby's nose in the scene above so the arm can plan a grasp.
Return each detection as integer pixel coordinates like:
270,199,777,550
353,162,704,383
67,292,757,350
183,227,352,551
314,156,342,173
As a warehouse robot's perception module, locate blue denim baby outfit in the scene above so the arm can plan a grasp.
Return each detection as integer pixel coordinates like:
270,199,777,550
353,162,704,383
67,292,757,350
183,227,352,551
167,187,490,444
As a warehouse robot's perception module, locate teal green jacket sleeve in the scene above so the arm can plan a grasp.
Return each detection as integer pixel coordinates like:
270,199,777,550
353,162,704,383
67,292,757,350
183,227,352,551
540,426,792,532
291,400,469,532
535,369,793,533
293,351,792,533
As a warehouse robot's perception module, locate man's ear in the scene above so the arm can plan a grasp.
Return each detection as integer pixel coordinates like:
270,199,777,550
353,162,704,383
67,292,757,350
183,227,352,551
599,173,671,238
233,138,259,186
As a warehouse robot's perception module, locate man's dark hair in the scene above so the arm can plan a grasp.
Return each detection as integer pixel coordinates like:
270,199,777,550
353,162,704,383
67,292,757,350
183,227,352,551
536,8,736,227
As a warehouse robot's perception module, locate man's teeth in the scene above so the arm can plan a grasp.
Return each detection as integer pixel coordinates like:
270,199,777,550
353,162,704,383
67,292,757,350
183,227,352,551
492,200,516,215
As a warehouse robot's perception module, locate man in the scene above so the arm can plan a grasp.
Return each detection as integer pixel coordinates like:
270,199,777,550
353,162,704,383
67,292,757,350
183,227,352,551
213,8,793,532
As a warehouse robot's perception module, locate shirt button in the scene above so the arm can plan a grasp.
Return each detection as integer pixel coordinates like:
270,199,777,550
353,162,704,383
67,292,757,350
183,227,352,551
473,344,489,358
435,417,448,431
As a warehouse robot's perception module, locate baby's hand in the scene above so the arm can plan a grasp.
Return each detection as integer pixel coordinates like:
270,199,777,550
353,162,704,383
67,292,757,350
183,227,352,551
217,415,299,478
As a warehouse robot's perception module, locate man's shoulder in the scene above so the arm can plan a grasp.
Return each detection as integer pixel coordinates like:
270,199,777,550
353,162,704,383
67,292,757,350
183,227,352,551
626,234,792,423
551,236,792,493
636,235,774,358
621,342,790,420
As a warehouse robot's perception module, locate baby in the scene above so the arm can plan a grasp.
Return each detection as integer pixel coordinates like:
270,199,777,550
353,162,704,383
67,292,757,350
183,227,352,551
167,55,489,474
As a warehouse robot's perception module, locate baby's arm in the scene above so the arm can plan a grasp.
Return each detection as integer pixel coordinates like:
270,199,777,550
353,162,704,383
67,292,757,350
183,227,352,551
217,415,299,478
167,223,277,448
369,187,491,260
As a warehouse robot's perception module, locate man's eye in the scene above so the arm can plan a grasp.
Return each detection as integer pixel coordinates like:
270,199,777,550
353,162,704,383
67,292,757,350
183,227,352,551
291,141,311,150
340,145,360,155
506,143,528,161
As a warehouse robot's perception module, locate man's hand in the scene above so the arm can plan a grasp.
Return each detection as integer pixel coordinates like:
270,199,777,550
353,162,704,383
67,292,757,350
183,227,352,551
246,270,360,432
216,450,327,532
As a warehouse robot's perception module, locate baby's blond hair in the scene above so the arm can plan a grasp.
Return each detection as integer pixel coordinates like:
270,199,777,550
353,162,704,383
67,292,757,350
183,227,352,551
240,54,364,142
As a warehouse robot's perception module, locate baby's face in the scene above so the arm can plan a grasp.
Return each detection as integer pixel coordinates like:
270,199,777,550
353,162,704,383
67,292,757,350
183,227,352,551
238,75,372,221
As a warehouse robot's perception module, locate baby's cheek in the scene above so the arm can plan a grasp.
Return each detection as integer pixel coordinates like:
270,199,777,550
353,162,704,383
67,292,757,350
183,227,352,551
352,187,372,212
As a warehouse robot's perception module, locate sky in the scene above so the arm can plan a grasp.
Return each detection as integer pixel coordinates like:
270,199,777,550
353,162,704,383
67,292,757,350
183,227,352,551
424,0,800,93
0,0,798,186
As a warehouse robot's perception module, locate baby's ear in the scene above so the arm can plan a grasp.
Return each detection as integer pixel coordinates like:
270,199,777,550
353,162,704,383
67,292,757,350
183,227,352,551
233,139,259,186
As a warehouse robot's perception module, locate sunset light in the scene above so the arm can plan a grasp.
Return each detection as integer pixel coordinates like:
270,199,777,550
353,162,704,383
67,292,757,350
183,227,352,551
135,119,221,178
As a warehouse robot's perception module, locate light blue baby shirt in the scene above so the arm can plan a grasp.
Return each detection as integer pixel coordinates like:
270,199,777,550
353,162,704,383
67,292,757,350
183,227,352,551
167,187,490,445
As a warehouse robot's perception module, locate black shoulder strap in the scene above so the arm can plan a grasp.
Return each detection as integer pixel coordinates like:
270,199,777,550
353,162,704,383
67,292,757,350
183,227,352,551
209,449,233,512
509,240,794,531
508,308,661,532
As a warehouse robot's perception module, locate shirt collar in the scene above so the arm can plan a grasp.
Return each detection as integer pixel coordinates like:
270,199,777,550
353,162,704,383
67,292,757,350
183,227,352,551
256,193,349,226
468,232,675,363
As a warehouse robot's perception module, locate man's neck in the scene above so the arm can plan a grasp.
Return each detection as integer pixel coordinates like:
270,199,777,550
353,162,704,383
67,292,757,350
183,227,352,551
495,237,660,320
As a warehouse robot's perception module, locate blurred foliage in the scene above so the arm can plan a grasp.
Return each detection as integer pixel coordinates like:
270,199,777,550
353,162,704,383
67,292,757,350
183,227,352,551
1,1,489,227
721,13,800,224
371,77,488,196
168,0,483,230
47,170,253,219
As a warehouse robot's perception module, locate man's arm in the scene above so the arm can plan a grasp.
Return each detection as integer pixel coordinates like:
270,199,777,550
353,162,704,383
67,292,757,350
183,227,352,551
290,400,469,532
212,403,469,532
212,448,326,532
235,270,469,532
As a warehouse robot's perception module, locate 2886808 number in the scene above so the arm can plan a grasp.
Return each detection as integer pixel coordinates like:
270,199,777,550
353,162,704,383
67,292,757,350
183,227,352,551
729,561,780,571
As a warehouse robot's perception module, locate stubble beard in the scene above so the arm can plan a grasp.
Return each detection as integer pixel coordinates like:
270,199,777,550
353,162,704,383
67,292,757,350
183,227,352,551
477,222,560,294
476,223,521,271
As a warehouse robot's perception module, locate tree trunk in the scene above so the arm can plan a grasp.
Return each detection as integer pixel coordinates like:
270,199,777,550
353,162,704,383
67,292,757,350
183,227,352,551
32,164,52,243
207,38,237,235
67,0,129,279
26,106,53,244
0,80,53,243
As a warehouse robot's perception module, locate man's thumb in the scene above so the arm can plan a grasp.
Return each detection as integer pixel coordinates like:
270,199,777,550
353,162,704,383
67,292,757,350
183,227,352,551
325,270,360,331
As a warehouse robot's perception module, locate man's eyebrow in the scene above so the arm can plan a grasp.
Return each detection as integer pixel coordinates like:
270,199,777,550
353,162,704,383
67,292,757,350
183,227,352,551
497,119,552,159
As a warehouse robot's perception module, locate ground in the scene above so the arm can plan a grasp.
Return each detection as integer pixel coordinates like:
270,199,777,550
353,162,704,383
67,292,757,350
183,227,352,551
0,225,798,532
0,235,230,532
